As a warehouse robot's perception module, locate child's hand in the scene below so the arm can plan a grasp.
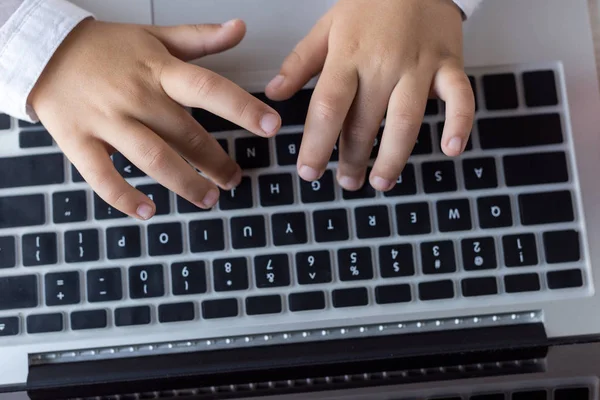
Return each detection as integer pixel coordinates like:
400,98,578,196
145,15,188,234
266,0,475,191
30,18,281,220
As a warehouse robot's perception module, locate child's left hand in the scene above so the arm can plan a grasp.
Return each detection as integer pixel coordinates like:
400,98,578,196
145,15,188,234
266,0,475,192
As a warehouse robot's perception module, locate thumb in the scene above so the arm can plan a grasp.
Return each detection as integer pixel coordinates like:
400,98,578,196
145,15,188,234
147,19,246,61
265,14,331,101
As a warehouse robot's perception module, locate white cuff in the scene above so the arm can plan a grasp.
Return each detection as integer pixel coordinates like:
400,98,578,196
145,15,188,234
0,0,93,122
452,0,484,19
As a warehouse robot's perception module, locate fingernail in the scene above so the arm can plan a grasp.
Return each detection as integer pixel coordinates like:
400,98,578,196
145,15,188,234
339,176,361,191
371,176,393,191
298,165,321,181
136,203,154,220
447,137,463,154
260,113,280,135
201,189,219,208
226,168,242,190
222,19,238,27
267,75,285,91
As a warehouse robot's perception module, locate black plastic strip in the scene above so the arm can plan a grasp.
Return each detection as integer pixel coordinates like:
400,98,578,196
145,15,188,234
27,323,547,399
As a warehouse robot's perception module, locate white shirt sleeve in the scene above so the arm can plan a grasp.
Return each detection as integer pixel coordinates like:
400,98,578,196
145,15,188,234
0,0,93,122
452,0,484,19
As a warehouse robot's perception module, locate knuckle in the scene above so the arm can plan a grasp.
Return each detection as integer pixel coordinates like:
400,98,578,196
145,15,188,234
184,130,209,154
284,49,303,70
313,98,341,123
142,144,170,171
234,97,255,123
189,70,220,98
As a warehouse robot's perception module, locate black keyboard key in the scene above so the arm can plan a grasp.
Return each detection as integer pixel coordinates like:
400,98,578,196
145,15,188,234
22,233,57,266
395,202,431,235
18,119,42,128
112,153,145,178
422,161,457,193
477,195,512,228
463,158,498,190
313,209,349,242
505,273,540,293
27,313,63,334
217,139,229,153
482,73,518,110
375,284,412,305
0,275,38,310
461,237,497,271
354,206,391,239
19,129,53,148
0,113,10,129
0,153,64,189
272,212,308,246
338,248,374,281
129,264,165,298
193,108,239,132
159,302,195,323
512,390,547,400
332,287,369,308
45,272,80,306
469,75,478,111
219,176,253,210
437,122,473,152
548,269,584,290
519,190,574,225
461,277,498,297
147,222,183,256
235,137,270,169
330,140,340,162
383,164,417,197
437,199,472,232
254,89,312,126
554,388,589,400
296,251,332,284
176,195,210,214
106,226,141,259
0,194,45,229
71,165,85,182
342,174,376,200
289,291,326,312
419,280,454,301
276,132,302,165
543,230,580,263
71,310,107,330
300,170,335,203
0,317,19,336
213,258,249,291
523,70,558,107
115,306,151,326
479,114,563,149
503,234,538,267
412,124,433,155
254,254,290,288
52,190,87,223
231,215,266,249
202,298,238,319
471,395,504,400
137,184,170,215
189,219,225,253
504,152,568,187
259,173,294,206
246,295,282,315
87,268,123,302
0,236,16,268
421,241,456,274
425,99,439,115
379,244,415,278
171,261,207,295
93,194,126,220
65,229,100,263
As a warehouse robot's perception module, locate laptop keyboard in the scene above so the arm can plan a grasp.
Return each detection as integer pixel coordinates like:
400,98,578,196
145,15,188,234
0,63,591,342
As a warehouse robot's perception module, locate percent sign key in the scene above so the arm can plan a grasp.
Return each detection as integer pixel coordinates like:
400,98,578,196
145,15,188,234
341,249,374,281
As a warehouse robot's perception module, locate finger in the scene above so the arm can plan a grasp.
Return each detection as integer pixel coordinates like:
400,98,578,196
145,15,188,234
142,98,241,190
160,60,282,137
146,19,246,61
337,79,392,191
433,61,475,156
68,139,156,220
297,57,359,181
370,72,432,191
106,119,220,209
265,14,332,101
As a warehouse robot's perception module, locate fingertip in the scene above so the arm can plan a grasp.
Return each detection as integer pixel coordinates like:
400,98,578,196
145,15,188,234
260,112,282,136
136,202,156,220
443,136,464,157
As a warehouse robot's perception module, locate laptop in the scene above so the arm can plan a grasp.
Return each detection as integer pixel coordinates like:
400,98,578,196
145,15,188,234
2,0,600,397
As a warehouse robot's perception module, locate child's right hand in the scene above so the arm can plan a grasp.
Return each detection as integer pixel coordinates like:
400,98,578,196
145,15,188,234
29,18,282,220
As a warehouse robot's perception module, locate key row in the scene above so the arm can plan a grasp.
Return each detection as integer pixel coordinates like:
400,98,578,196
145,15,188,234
0,269,584,336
